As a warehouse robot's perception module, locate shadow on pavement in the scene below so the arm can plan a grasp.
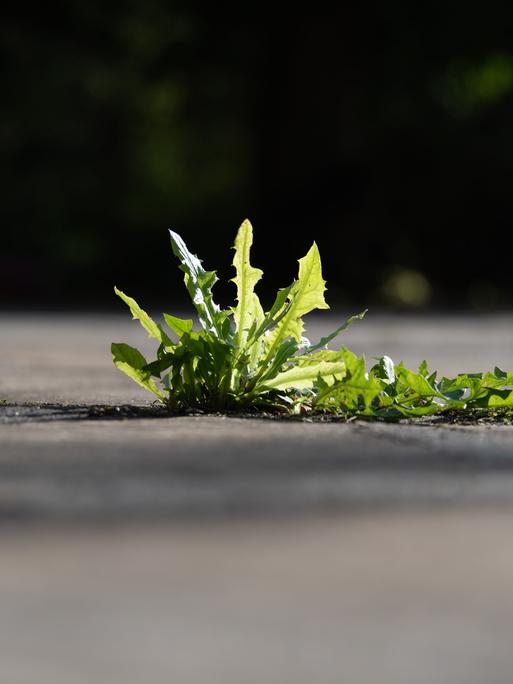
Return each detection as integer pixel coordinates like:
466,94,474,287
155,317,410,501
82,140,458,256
0,402,169,424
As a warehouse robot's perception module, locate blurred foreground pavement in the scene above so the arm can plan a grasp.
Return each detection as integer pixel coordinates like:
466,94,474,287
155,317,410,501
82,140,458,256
1,312,513,684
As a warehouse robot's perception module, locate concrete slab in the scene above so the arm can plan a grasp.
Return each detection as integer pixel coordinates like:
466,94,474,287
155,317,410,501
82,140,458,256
2,313,513,683
1,313,513,519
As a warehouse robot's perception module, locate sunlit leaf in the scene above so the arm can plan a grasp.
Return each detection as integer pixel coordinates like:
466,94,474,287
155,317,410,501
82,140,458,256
163,313,193,338
264,242,329,359
111,342,165,400
169,230,225,337
114,287,171,345
263,359,346,391
231,219,265,349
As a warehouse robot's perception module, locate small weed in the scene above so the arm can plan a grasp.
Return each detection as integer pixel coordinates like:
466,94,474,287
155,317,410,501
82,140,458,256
112,221,513,419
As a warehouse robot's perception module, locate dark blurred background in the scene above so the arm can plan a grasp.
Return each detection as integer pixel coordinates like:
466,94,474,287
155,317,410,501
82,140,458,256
2,2,512,311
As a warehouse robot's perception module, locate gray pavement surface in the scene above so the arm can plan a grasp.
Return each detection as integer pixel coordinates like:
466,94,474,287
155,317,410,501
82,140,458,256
2,415,513,520
2,312,513,683
2,312,513,518
3,311,513,404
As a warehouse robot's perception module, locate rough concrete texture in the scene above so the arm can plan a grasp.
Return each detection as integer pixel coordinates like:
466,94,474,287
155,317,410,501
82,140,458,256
2,312,513,518
2,415,513,520
2,313,513,683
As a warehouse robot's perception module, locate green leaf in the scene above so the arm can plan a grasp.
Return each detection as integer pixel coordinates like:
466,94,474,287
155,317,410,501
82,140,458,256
471,389,513,408
264,242,329,359
450,368,513,408
247,284,295,341
252,338,299,388
418,360,429,377
483,369,513,387
263,359,346,391
391,402,460,417
111,343,165,400
163,314,193,338
371,355,395,384
169,230,225,337
231,219,265,349
114,287,171,344
239,284,296,384
304,310,367,353
299,349,346,364
440,369,513,404
143,354,176,377
315,348,383,411
395,364,441,398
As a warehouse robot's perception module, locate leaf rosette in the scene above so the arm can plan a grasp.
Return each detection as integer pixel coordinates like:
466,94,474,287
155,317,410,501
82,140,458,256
112,221,513,418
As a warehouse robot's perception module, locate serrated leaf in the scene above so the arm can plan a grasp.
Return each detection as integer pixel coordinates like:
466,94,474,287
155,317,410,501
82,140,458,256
114,287,171,344
169,230,225,337
418,360,429,377
483,370,513,387
232,219,265,349
264,242,329,360
442,370,513,403
395,364,441,398
111,343,165,400
315,348,383,410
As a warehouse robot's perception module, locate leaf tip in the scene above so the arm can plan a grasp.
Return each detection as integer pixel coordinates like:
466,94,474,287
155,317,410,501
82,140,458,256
111,341,123,358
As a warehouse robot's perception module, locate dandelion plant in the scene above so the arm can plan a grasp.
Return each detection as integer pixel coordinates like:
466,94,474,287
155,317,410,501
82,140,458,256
112,220,513,418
